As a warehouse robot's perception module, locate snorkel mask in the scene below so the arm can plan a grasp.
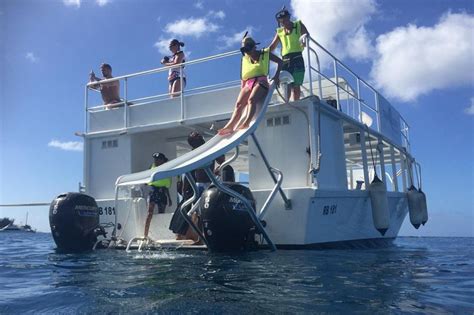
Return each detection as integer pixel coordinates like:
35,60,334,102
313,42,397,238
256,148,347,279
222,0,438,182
275,6,291,25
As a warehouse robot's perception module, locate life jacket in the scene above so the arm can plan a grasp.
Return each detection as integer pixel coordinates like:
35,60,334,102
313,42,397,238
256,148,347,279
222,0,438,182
241,48,270,81
148,165,171,188
277,20,304,56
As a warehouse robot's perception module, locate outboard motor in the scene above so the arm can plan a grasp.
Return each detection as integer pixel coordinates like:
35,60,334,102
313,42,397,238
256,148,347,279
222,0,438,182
200,183,257,252
49,193,102,252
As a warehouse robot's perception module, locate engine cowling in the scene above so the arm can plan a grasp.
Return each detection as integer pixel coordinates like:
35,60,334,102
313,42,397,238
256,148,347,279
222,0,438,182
49,193,100,252
200,183,257,252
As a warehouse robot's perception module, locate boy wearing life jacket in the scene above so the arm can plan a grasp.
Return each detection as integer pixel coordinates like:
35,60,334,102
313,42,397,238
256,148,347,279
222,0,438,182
269,7,309,101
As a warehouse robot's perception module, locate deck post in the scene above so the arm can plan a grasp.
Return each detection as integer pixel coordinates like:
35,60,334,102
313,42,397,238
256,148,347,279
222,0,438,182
359,129,370,188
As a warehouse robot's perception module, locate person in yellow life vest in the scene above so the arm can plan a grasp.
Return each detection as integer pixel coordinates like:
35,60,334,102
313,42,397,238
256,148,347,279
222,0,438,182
144,152,172,239
269,7,309,101
218,35,282,136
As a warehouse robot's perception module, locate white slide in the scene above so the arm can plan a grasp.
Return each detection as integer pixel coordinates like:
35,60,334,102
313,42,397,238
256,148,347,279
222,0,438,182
116,82,277,187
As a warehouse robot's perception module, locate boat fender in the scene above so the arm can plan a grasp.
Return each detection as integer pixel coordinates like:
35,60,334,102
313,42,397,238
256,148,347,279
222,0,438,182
407,185,423,229
419,188,428,225
49,192,100,252
368,175,390,236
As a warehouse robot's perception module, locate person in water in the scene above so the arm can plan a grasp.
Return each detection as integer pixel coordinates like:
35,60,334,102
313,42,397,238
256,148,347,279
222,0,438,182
89,63,122,109
161,39,186,98
144,152,172,239
269,7,309,101
218,35,282,136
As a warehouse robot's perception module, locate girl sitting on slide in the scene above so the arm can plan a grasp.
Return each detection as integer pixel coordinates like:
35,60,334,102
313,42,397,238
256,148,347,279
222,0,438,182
218,35,282,136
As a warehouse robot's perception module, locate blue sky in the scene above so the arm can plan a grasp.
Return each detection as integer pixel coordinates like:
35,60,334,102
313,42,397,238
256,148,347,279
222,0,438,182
0,0,473,235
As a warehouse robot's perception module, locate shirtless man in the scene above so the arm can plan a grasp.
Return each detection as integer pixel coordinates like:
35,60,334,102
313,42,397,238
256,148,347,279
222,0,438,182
89,63,121,109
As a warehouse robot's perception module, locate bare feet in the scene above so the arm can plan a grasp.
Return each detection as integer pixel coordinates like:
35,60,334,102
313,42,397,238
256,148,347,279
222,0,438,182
218,128,234,136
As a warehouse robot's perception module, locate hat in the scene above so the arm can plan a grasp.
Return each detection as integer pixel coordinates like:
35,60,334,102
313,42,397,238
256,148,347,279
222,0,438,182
241,36,260,48
187,131,205,148
152,152,168,161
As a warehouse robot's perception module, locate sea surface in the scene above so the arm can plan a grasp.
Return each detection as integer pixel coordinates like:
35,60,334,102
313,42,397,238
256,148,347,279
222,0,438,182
0,233,472,314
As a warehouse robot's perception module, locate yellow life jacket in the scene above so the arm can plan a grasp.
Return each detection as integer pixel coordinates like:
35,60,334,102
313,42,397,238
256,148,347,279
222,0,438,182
277,20,304,56
241,48,270,81
148,165,171,188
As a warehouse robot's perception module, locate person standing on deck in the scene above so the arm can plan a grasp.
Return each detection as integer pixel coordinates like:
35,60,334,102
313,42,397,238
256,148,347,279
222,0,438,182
144,153,172,239
218,35,282,136
161,39,186,98
269,7,309,101
89,63,122,109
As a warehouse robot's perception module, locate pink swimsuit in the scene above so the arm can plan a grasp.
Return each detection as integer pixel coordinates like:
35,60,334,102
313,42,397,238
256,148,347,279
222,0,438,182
243,76,269,90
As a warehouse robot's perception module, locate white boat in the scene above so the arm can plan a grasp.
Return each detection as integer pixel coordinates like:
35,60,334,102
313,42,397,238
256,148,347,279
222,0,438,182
0,213,36,233
68,35,427,251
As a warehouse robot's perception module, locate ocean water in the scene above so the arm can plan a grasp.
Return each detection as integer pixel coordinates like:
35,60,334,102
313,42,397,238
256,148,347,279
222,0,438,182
0,233,472,314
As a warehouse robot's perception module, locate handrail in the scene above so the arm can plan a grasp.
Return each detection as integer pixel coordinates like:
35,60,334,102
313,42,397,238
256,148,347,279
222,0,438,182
304,34,410,150
86,50,240,87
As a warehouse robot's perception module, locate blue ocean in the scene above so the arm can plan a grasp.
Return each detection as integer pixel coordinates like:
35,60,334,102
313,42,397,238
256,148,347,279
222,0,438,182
0,233,472,314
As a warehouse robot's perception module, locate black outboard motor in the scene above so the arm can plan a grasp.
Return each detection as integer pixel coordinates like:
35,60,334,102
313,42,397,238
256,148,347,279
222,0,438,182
49,193,101,252
200,183,257,252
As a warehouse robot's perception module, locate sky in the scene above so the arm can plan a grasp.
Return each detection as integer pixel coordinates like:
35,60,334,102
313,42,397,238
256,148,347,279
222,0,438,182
0,0,473,236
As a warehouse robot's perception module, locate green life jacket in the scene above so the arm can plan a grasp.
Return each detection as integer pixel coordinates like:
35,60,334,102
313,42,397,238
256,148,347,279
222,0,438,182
277,20,304,56
148,165,171,188
241,48,270,81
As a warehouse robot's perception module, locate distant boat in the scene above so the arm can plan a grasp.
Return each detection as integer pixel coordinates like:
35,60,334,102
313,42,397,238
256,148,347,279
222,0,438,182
0,213,36,233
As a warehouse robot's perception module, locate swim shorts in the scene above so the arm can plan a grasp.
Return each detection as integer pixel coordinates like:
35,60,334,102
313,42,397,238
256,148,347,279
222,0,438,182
282,52,305,86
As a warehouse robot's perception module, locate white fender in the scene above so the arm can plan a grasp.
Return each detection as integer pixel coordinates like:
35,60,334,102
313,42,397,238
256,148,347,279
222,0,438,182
407,186,423,229
368,175,390,235
419,188,428,225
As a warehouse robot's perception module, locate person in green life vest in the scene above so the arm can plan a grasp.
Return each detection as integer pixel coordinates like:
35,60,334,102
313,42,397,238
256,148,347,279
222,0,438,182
269,7,309,101
218,35,282,136
144,152,172,239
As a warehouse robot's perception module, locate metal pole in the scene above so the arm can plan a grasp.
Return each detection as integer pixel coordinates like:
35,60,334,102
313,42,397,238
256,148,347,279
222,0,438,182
305,35,313,96
250,133,292,209
378,140,387,187
390,146,399,192
375,92,381,132
124,78,128,129
333,59,341,111
359,129,370,187
180,66,185,122
84,86,89,133
357,79,362,123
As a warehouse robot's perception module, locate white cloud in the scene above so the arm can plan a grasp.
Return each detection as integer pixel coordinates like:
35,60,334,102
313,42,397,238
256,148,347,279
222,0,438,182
345,26,374,61
194,1,204,9
218,27,254,49
48,140,83,152
209,10,225,20
465,97,474,115
63,0,80,8
154,37,172,55
25,52,38,63
96,0,111,6
291,0,376,67
164,17,219,38
371,12,474,102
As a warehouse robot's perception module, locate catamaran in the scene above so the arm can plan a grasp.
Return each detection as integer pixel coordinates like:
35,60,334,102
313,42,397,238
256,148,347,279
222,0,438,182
48,35,428,252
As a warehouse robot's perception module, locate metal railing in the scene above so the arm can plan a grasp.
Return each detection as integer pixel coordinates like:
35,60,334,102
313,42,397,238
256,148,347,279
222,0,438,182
84,37,410,150
84,50,242,132
304,35,410,150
